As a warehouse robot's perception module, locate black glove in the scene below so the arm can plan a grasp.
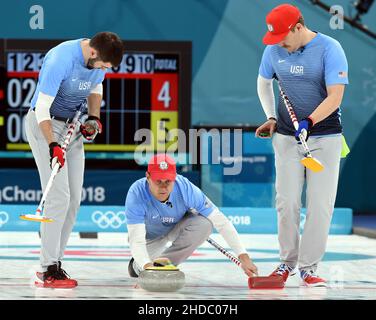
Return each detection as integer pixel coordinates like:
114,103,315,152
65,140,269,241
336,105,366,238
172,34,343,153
80,116,102,141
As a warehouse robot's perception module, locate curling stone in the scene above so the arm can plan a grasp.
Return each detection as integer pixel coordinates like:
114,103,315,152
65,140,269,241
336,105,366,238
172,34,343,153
138,265,185,292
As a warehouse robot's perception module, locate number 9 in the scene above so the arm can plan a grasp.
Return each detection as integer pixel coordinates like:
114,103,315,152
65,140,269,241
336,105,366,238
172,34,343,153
125,55,135,73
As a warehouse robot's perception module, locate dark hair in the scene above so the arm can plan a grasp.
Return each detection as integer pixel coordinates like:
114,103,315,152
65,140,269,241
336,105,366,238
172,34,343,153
291,16,305,32
89,32,124,67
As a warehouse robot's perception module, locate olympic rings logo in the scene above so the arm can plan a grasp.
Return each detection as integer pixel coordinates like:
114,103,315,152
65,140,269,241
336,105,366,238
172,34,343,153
0,211,9,228
91,210,126,229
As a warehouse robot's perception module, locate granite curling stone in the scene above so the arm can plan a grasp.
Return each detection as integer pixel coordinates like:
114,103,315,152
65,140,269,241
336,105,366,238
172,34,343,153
138,265,185,292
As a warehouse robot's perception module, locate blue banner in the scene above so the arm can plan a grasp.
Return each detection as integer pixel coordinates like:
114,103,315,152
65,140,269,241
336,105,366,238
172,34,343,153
201,130,276,207
0,205,352,235
0,169,200,206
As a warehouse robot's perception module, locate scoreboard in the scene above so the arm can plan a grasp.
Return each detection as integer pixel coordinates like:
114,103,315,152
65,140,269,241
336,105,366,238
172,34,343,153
0,39,191,164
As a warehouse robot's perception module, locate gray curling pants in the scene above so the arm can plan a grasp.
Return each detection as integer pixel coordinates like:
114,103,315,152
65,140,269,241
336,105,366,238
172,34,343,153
25,109,84,271
137,213,213,269
272,133,342,272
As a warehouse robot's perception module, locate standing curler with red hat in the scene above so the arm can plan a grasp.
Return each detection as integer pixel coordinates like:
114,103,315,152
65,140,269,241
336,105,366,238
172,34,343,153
255,4,349,287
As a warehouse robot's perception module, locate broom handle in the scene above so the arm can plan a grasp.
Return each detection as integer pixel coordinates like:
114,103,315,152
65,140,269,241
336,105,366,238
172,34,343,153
277,82,299,130
36,107,84,216
206,237,242,267
277,82,313,157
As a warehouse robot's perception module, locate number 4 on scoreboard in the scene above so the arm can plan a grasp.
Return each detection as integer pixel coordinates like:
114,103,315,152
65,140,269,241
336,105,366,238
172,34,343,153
157,81,171,108
152,74,178,111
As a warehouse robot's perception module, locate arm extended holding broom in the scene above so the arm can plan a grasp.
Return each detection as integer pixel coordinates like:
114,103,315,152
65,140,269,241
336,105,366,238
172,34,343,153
207,237,285,289
206,208,258,277
20,106,85,223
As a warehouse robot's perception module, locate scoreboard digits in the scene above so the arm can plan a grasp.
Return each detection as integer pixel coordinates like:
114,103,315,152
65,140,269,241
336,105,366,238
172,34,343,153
0,40,191,157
